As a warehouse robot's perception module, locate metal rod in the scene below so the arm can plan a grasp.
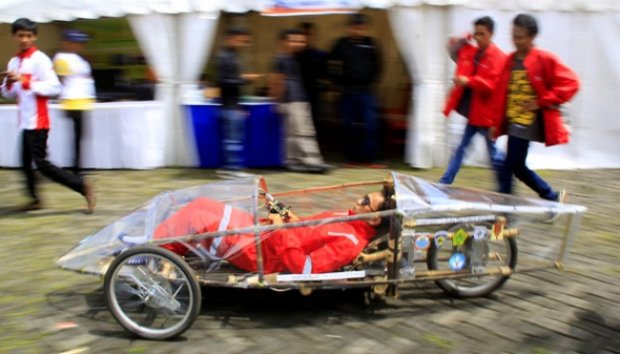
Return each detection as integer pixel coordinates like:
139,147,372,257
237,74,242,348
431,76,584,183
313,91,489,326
252,178,264,282
557,213,582,265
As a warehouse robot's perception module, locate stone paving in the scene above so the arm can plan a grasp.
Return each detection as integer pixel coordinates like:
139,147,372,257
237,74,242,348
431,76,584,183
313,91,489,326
0,166,619,354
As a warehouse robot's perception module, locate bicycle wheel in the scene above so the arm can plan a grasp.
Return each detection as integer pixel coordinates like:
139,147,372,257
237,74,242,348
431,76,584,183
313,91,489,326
426,222,517,298
104,245,201,340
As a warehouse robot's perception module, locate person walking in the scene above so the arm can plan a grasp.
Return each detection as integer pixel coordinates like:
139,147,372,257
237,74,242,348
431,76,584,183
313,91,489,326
1,18,95,213
329,13,382,164
494,14,579,208
53,29,96,176
439,16,507,185
215,27,261,178
269,28,329,173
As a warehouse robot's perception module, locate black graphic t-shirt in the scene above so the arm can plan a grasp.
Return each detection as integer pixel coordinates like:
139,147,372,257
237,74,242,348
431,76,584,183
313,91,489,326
506,58,544,142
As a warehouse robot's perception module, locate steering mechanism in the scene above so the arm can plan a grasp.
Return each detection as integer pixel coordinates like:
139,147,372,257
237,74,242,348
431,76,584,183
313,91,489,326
260,191,297,224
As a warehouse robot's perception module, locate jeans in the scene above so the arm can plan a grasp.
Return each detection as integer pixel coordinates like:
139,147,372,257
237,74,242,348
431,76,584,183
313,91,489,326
440,125,503,184
498,135,558,200
220,108,245,170
341,90,379,162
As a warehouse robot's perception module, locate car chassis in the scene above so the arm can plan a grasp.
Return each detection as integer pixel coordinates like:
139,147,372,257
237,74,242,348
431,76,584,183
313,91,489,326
57,172,586,340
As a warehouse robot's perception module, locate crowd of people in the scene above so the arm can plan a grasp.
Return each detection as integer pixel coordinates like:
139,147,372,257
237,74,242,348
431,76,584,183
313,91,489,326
216,13,383,175
217,12,579,207
1,12,580,215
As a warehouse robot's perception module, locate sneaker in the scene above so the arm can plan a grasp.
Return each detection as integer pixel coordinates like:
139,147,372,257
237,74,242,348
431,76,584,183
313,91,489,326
306,162,334,173
543,189,567,223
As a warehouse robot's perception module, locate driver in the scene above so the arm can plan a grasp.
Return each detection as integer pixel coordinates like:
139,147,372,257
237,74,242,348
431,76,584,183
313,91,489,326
154,185,395,274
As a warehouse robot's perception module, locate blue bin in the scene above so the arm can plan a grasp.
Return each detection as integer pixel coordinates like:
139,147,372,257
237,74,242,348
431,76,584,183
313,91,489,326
243,103,283,168
186,104,221,168
186,102,284,168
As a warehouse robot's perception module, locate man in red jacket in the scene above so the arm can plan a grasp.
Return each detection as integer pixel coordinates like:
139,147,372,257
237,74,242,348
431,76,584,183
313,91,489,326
440,16,506,185
154,185,395,274
494,14,579,204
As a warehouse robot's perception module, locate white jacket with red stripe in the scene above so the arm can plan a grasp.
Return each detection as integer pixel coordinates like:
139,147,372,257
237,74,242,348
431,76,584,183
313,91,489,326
1,46,62,130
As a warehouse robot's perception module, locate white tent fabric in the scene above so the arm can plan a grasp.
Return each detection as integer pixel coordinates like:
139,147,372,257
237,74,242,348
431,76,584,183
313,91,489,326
389,6,449,168
128,12,219,166
0,0,619,168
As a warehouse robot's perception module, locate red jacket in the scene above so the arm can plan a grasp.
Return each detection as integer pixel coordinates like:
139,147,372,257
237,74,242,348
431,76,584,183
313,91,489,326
443,42,507,127
154,198,376,274
494,48,580,146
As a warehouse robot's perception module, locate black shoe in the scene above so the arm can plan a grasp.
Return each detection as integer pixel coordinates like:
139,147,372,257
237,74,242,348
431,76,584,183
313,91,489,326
287,163,332,174
17,201,42,212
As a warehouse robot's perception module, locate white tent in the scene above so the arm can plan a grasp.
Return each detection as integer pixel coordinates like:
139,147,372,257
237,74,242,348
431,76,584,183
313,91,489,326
1,0,619,169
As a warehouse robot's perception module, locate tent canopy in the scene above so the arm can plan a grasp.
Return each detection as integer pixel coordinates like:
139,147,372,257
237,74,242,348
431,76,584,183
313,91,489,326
1,0,619,23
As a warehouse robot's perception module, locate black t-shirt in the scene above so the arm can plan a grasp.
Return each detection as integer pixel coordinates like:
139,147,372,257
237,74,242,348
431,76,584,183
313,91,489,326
216,47,245,108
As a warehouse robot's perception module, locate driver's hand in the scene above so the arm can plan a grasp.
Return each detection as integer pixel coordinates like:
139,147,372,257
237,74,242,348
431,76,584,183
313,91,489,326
268,213,286,225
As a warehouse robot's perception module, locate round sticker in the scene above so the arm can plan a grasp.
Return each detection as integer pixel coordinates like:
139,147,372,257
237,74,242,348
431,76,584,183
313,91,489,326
452,229,468,247
414,235,430,250
449,252,466,271
473,226,486,240
434,231,448,248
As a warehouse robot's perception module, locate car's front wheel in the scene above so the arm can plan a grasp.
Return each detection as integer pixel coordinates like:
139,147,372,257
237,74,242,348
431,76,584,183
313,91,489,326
104,245,201,340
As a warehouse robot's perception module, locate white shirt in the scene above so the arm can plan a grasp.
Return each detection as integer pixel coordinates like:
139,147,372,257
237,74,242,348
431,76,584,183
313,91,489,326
1,46,62,130
53,52,95,109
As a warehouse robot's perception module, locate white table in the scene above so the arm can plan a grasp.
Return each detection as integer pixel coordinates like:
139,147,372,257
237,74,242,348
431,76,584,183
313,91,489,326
0,101,167,169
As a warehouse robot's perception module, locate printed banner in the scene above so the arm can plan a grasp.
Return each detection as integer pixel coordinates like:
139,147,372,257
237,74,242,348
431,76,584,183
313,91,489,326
262,0,359,16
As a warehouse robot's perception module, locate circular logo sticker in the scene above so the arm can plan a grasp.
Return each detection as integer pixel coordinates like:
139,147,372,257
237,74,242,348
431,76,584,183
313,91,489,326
452,229,468,247
473,226,486,240
449,252,466,271
414,235,430,250
434,231,448,248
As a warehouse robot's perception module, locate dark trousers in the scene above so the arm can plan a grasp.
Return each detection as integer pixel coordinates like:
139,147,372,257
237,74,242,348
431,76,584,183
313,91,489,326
65,110,84,174
341,90,379,162
498,135,558,201
22,129,85,203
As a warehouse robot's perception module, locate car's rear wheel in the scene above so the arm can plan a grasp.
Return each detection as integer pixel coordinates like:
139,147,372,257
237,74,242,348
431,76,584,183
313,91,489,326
426,222,517,298
104,245,201,340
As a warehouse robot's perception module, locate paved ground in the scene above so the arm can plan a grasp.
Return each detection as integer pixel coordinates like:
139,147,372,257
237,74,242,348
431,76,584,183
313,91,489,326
0,165,619,354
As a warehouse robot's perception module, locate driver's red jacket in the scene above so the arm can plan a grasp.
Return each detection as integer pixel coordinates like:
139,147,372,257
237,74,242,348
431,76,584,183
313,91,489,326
153,198,377,274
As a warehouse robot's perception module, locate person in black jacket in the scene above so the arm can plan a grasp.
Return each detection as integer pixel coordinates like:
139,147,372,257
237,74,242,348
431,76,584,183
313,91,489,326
329,13,382,164
215,27,261,176
296,22,328,133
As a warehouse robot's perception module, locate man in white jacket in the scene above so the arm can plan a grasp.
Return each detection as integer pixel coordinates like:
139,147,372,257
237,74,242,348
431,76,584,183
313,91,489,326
1,18,94,213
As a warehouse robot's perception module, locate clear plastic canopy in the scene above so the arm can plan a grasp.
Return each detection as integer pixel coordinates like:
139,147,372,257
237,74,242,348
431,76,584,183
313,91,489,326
57,172,586,275
390,172,586,217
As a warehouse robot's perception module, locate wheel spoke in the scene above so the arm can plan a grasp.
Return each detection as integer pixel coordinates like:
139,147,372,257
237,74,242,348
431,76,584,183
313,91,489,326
172,283,185,298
